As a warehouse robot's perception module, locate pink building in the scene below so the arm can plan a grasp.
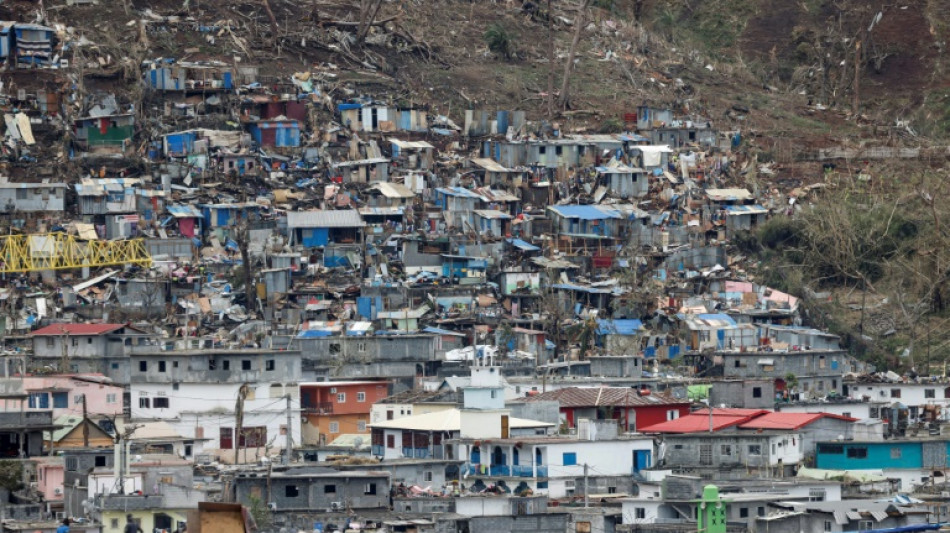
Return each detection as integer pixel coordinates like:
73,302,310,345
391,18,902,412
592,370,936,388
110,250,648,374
0,374,124,418
33,456,65,507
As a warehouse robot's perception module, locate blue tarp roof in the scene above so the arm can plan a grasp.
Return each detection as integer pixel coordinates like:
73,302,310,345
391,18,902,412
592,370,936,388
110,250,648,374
507,238,540,252
596,319,643,335
297,330,333,338
547,205,621,220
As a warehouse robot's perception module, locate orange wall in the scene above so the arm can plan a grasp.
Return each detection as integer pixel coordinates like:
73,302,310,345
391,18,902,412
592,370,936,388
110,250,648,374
304,413,370,445
304,382,389,415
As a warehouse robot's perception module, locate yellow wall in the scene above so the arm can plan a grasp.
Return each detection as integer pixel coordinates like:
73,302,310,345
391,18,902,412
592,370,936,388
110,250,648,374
102,509,189,533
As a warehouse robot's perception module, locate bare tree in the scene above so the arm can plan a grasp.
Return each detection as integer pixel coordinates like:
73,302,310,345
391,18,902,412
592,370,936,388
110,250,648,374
559,0,593,110
356,0,386,46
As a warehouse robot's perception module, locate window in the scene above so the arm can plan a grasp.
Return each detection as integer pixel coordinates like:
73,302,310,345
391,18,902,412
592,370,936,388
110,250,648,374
158,361,166,372
66,457,78,471
809,489,827,502
634,507,646,519
739,508,749,518
563,452,577,466
106,394,117,404
139,397,150,408
357,392,366,402
555,145,563,156
52,392,68,409
46,337,54,348
387,435,395,448
222,360,230,371
387,410,394,420
324,484,337,493
153,397,169,409
842,412,851,418
173,361,179,368
891,389,901,398
926,389,936,399
208,359,216,370
538,146,547,155
758,507,765,517
329,422,340,434
860,521,873,531
424,471,433,482
337,393,346,403
266,359,275,371
824,521,833,532
700,444,713,465
220,428,233,449
139,361,147,372
891,447,902,459
752,387,762,398
870,407,880,418
747,445,762,455
818,443,844,454
666,410,680,421
847,447,868,459
242,360,251,370
111,519,119,529
358,342,366,353
285,485,299,498
357,421,367,432
94,455,107,467
490,390,497,399
364,483,377,495
721,445,732,455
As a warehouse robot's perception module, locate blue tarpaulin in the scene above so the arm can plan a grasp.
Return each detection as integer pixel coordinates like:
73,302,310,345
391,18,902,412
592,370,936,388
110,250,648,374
507,238,540,252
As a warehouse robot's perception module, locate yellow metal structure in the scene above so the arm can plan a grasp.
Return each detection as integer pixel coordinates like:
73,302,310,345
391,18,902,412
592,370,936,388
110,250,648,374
0,233,152,273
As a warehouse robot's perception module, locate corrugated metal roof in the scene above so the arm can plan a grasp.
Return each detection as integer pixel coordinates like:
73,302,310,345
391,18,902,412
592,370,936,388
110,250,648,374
166,205,202,218
739,412,856,430
521,387,687,408
286,209,365,228
507,238,540,252
331,157,389,168
31,324,126,336
595,165,643,174
435,187,485,200
389,138,434,149
470,158,511,172
547,205,622,220
366,181,415,198
725,204,769,215
706,188,753,201
473,209,512,220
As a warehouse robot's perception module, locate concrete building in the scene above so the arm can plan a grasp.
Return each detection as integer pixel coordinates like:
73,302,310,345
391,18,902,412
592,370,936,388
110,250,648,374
129,347,302,462
300,380,390,446
232,467,390,512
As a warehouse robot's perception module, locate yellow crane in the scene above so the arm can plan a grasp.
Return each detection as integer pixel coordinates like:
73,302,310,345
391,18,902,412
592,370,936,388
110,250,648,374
0,233,152,273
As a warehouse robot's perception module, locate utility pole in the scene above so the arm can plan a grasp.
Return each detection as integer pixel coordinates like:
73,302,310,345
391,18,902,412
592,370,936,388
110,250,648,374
284,394,292,465
583,463,589,508
82,394,89,448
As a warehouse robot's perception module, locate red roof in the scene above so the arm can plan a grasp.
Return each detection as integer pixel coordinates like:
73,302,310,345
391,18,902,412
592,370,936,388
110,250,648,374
30,324,126,336
738,412,857,430
638,408,771,434
639,414,752,433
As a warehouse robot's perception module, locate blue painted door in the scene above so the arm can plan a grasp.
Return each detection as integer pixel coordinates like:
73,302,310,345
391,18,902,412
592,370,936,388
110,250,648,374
633,449,652,473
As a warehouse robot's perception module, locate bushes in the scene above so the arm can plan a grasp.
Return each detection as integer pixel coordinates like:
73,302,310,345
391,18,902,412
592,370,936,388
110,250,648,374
484,24,514,61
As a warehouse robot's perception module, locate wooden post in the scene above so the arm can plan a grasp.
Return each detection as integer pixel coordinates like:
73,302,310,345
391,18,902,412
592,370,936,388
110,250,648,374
852,40,861,115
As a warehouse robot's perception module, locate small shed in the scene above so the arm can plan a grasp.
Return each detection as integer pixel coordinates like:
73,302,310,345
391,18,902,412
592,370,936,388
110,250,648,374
286,209,365,247
247,119,300,147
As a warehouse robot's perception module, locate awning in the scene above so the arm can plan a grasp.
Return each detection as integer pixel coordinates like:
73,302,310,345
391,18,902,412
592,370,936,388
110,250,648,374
507,238,540,252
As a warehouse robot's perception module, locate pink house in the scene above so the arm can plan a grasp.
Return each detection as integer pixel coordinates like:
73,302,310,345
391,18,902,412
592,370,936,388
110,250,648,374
34,456,65,507
0,374,124,418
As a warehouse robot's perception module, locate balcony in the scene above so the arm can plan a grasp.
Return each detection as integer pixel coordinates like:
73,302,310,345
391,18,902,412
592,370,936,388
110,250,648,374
402,447,430,459
464,463,547,478
301,402,334,415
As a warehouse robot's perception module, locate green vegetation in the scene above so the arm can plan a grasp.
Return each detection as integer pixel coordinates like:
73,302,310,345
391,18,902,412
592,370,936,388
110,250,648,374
484,23,515,61
0,460,23,492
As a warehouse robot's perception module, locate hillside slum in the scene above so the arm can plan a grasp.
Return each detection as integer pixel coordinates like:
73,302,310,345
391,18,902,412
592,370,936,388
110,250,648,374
0,6,946,533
